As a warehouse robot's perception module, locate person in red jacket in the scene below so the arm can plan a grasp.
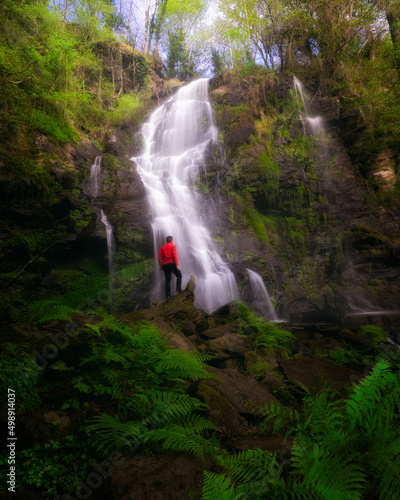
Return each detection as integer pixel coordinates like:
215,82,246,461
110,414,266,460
158,236,182,299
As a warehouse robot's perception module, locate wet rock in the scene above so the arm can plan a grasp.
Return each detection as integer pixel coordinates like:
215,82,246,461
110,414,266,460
244,348,282,371
165,330,197,351
200,333,251,358
207,367,278,415
279,355,364,394
199,322,239,339
43,411,71,430
110,452,208,500
369,150,397,191
197,379,244,431
244,349,286,392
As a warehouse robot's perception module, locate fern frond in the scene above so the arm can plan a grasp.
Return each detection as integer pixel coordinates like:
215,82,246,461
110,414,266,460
260,400,298,435
145,415,219,457
149,391,208,426
49,361,74,372
158,349,213,380
91,341,133,365
370,435,400,500
345,359,397,432
84,323,101,335
292,439,366,500
38,304,80,324
217,448,280,489
300,392,345,445
201,471,238,500
97,313,135,337
86,413,145,451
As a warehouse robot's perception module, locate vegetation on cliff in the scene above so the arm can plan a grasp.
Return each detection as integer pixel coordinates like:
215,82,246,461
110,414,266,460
0,1,400,499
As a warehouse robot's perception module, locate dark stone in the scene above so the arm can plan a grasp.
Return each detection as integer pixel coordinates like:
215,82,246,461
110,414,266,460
280,355,364,394
110,453,208,500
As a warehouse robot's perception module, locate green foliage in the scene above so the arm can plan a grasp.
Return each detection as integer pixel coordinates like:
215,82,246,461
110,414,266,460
206,359,400,499
258,151,279,194
1,227,65,257
358,324,387,346
202,471,238,500
0,432,95,496
38,261,109,310
111,79,152,126
31,109,79,143
167,29,195,80
234,302,294,351
73,315,218,454
9,299,80,325
0,345,41,409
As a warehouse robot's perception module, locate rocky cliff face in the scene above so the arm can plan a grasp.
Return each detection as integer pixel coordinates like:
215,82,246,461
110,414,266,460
206,69,400,329
2,67,398,331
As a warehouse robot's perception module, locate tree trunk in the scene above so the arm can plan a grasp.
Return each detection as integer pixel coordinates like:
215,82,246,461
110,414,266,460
144,0,151,53
126,0,134,37
387,10,400,78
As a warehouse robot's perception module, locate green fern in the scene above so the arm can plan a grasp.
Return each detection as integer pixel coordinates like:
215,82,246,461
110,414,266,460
86,413,145,451
345,358,397,434
292,440,366,500
201,472,239,500
260,400,299,436
90,340,134,365
370,436,400,499
148,391,208,426
145,414,219,458
95,313,135,337
10,299,80,325
49,360,74,372
224,449,277,479
158,349,214,380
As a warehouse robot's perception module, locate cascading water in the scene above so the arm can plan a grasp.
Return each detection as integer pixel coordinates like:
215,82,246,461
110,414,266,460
101,209,115,275
132,78,239,312
246,269,280,321
293,77,328,159
90,156,102,198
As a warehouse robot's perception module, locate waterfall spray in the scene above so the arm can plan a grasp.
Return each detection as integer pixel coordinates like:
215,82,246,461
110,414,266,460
101,209,115,276
132,79,239,312
246,269,280,321
89,156,102,198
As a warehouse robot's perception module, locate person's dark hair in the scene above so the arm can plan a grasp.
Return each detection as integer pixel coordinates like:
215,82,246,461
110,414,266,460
166,236,173,243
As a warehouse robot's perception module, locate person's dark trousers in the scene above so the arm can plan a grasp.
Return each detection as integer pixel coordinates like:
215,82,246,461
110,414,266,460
162,263,182,298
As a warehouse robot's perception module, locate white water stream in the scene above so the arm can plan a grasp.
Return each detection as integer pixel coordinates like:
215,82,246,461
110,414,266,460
293,77,328,159
101,209,115,275
246,269,280,321
90,155,102,198
132,79,239,312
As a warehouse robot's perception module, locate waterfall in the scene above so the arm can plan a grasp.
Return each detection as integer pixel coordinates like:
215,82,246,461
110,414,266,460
90,156,102,198
101,209,115,275
293,77,328,159
246,269,279,321
132,78,239,312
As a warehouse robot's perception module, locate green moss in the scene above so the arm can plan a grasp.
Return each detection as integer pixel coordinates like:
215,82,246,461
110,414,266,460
197,379,237,428
358,325,387,346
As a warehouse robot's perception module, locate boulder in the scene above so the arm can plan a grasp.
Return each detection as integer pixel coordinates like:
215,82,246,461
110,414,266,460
207,367,278,415
200,333,251,358
279,355,364,394
110,452,207,500
197,379,244,432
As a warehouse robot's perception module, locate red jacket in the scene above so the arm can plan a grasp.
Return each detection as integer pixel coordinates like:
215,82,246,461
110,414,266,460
158,242,179,267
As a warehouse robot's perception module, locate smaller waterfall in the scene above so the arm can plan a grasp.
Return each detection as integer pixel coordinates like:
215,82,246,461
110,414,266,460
293,77,328,158
247,269,279,321
90,156,102,198
101,209,115,275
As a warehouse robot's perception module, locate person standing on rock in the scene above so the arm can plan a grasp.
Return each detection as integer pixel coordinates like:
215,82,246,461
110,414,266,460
158,236,182,299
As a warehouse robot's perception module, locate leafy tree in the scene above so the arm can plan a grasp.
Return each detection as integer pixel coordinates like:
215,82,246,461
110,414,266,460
167,29,195,79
